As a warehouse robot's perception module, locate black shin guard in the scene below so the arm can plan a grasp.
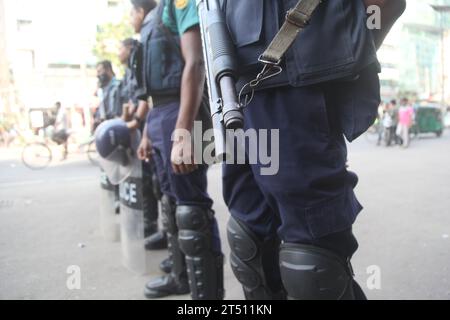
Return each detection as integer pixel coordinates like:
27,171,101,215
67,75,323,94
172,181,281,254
176,206,224,300
142,168,159,237
161,195,187,285
227,217,285,300
279,243,360,300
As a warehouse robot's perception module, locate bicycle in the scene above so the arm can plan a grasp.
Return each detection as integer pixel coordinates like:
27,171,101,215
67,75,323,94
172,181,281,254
79,136,99,166
22,129,99,170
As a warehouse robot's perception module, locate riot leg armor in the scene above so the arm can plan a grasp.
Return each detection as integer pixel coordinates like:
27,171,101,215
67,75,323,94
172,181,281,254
227,217,286,300
177,206,224,300
279,243,365,300
142,165,159,237
144,195,189,298
143,167,167,250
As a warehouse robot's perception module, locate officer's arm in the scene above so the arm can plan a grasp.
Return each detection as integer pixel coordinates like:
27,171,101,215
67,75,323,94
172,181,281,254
175,25,205,133
365,0,406,49
112,86,123,119
127,100,149,130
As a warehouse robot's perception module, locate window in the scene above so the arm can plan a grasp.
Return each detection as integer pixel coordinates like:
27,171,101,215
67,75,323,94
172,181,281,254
48,63,82,70
17,19,32,32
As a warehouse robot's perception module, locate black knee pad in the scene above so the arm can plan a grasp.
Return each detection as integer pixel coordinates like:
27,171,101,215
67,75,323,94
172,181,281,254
176,205,213,256
279,243,356,300
227,217,285,300
161,195,177,234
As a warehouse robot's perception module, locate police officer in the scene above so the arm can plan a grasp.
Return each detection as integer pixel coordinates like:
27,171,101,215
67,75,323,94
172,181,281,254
95,60,122,214
95,60,122,126
118,38,168,251
130,0,224,300
221,0,405,300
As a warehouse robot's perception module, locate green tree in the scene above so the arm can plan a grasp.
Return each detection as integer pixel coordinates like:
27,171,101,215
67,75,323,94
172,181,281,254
93,14,135,76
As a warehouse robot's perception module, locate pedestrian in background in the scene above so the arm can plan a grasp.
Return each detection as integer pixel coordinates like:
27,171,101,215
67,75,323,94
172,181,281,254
397,98,415,148
52,102,70,160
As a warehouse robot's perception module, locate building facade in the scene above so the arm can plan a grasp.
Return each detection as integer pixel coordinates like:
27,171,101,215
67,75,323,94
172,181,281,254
0,0,129,130
378,0,450,104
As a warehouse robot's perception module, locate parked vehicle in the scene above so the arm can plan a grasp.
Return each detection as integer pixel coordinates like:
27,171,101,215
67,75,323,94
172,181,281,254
411,103,444,138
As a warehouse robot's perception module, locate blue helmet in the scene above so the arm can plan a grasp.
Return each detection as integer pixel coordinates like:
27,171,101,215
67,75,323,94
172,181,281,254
95,119,139,185
95,119,131,164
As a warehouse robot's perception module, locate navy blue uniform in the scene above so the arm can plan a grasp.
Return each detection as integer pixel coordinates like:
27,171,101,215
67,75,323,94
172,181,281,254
140,0,223,300
119,40,146,109
223,0,380,299
140,0,219,245
96,78,122,121
118,40,160,240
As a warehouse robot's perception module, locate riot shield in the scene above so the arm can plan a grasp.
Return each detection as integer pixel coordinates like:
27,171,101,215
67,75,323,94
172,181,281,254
119,156,152,275
99,169,121,242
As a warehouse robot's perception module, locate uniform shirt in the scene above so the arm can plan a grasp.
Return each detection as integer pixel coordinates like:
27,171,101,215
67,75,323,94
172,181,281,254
159,0,213,133
96,78,121,120
162,0,199,36
119,68,137,106
121,40,146,106
224,0,379,90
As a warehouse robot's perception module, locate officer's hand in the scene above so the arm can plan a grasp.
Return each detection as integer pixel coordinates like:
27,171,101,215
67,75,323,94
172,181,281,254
128,101,137,114
122,103,131,121
126,120,138,131
171,139,197,175
137,137,152,162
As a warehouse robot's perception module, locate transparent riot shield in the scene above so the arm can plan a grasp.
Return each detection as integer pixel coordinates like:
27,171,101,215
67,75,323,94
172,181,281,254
99,169,121,242
119,156,152,275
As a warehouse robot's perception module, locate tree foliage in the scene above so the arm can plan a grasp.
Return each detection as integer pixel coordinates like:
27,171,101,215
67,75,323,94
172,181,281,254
93,14,134,76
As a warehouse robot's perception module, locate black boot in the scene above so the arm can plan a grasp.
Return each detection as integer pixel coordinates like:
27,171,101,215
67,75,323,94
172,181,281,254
145,230,168,250
144,274,189,299
159,257,172,274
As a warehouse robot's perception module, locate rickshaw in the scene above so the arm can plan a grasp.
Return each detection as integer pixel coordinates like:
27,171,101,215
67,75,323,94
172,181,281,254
411,104,445,138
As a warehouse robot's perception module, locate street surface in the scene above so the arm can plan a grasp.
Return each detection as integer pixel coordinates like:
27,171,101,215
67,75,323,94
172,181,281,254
1,130,450,300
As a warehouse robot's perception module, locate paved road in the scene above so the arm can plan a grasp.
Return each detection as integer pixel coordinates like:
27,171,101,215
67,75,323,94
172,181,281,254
1,130,450,300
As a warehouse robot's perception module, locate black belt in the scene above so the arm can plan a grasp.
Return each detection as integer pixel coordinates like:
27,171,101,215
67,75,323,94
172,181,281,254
152,94,180,107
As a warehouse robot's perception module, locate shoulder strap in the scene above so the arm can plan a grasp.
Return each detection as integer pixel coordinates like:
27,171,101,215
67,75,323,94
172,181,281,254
259,0,322,65
239,0,323,106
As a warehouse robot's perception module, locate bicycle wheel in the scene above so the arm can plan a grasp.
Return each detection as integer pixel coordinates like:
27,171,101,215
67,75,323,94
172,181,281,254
22,142,52,170
87,140,99,166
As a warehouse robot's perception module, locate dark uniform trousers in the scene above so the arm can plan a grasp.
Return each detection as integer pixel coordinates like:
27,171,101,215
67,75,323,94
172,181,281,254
147,101,222,253
222,0,380,299
223,63,381,261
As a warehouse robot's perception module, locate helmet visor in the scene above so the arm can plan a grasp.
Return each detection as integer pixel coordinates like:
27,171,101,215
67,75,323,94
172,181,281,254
98,129,142,185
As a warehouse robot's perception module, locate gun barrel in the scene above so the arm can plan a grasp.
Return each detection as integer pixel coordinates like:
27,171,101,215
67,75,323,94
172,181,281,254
197,0,227,161
197,0,244,162
219,76,244,130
